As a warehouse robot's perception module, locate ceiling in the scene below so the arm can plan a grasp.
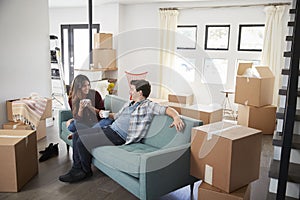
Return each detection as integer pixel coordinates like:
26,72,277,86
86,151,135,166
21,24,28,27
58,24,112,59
48,0,216,8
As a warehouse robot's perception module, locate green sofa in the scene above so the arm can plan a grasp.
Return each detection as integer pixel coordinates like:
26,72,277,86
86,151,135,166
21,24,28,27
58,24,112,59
58,95,202,200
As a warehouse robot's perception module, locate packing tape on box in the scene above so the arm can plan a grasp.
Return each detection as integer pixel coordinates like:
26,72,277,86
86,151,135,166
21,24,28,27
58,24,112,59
0,135,28,146
204,164,213,185
207,125,242,140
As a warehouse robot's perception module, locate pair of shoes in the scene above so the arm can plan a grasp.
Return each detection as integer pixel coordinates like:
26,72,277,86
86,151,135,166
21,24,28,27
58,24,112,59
59,168,93,183
39,143,53,154
39,143,59,162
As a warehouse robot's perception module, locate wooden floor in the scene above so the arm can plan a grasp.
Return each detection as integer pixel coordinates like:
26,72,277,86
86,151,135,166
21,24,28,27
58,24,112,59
0,110,273,200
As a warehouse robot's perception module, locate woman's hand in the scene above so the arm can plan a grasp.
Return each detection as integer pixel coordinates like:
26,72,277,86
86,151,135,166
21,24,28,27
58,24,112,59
66,118,74,128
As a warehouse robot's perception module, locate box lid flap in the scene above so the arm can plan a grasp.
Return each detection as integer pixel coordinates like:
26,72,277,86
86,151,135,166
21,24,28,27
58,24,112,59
255,66,274,78
193,121,261,140
237,63,253,75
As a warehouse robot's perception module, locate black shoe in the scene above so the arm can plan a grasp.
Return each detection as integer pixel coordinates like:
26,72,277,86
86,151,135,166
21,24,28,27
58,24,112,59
39,143,59,162
39,143,53,154
59,168,93,183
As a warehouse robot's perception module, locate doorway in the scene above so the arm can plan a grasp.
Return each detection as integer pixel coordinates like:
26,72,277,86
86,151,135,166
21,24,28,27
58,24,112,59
61,24,100,85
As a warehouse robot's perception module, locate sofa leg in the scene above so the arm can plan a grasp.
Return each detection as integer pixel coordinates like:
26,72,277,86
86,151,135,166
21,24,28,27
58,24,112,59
66,144,70,153
190,183,194,200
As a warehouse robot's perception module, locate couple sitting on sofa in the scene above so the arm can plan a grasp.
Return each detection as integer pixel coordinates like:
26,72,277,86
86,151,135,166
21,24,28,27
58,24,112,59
59,74,185,183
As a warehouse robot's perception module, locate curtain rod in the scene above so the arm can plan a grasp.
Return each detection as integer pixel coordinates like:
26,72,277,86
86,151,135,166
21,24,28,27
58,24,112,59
160,2,291,10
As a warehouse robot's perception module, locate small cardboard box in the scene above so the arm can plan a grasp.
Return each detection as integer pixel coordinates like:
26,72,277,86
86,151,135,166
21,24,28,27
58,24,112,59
0,130,38,192
198,182,251,200
168,93,194,105
190,121,262,193
3,120,46,141
167,102,188,115
237,104,277,135
6,98,52,121
235,63,274,107
181,104,223,125
94,33,113,49
93,49,116,69
2,121,31,130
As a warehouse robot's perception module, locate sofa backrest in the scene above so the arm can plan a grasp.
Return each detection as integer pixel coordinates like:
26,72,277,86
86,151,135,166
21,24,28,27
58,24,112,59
104,95,128,113
105,95,202,148
142,115,202,149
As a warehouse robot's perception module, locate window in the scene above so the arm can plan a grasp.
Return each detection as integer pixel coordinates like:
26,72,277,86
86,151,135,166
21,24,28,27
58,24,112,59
174,56,196,82
176,25,197,50
205,25,230,50
238,24,264,51
203,58,228,84
61,24,100,84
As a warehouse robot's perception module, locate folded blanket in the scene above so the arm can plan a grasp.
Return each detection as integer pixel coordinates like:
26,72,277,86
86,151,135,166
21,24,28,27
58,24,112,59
12,97,48,129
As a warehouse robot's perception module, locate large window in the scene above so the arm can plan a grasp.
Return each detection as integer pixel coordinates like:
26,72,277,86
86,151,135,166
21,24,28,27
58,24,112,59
205,25,230,50
238,24,264,51
61,24,100,84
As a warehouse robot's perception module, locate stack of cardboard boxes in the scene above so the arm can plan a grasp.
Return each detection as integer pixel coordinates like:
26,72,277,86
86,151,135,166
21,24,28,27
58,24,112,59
190,121,262,199
235,63,277,135
3,97,52,140
168,93,223,124
93,33,116,69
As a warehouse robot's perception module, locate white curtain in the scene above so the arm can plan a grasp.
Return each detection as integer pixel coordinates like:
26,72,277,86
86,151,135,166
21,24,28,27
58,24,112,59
159,9,179,99
261,6,286,106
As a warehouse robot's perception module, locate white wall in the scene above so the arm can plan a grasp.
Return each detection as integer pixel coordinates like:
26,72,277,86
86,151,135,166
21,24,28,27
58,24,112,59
49,3,119,46
117,0,291,105
0,0,50,126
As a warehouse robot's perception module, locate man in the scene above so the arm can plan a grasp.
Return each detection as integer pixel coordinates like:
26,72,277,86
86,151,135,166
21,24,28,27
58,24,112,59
59,79,184,183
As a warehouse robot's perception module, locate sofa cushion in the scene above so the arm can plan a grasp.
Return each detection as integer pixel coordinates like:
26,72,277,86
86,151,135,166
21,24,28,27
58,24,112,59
91,143,158,178
142,115,202,149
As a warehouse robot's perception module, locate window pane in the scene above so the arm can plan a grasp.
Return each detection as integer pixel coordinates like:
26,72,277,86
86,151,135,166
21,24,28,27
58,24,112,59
203,58,228,84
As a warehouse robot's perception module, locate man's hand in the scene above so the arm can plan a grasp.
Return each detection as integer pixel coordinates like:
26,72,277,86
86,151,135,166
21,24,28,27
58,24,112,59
169,116,185,132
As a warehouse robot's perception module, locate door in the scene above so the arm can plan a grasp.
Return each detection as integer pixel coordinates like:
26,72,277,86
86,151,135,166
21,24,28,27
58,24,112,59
61,24,100,85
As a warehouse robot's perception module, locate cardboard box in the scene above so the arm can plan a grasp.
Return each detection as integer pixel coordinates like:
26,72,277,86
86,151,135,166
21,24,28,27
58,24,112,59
198,182,251,200
168,93,193,105
2,121,31,130
94,33,113,49
237,104,277,135
2,120,46,141
36,119,46,141
168,102,187,115
235,63,274,107
93,49,116,69
181,104,223,125
6,98,52,121
190,121,262,193
0,130,38,192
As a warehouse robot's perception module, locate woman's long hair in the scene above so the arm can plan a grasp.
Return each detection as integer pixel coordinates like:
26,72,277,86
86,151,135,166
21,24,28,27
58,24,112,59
69,74,90,116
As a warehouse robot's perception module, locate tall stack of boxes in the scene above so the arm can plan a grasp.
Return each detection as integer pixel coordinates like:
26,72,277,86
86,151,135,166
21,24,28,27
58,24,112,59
93,33,116,69
235,63,277,135
190,121,262,199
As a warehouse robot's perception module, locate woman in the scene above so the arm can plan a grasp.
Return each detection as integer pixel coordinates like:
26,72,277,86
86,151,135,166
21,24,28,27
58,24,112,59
66,74,105,134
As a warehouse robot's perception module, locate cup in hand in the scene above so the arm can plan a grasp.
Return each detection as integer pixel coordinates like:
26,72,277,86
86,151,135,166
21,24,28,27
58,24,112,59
101,110,110,118
80,99,91,107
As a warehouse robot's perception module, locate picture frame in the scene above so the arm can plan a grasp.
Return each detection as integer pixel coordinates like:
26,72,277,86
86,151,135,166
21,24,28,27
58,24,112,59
204,25,230,50
176,25,197,50
238,24,265,51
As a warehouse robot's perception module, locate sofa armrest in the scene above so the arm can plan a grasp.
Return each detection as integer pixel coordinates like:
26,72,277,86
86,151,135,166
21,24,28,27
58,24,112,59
139,144,198,199
58,109,73,133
